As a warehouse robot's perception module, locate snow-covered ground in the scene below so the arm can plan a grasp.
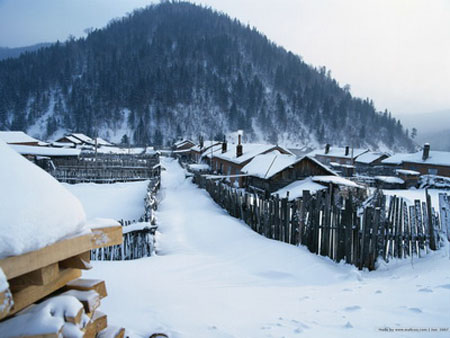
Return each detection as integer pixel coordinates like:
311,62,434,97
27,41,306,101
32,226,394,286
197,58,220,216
86,158,450,337
64,180,149,221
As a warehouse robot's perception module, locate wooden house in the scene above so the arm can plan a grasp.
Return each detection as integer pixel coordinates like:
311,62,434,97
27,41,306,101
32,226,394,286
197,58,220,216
308,144,369,166
0,131,47,146
242,152,337,195
211,136,292,187
382,144,450,178
189,140,223,164
173,139,195,151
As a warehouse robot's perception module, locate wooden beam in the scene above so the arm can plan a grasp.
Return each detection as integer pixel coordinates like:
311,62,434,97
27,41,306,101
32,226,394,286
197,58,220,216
0,234,92,280
91,311,108,334
65,278,107,299
61,289,100,314
8,263,60,292
59,251,92,270
10,268,81,316
0,226,122,280
91,226,123,249
64,306,84,325
0,288,14,320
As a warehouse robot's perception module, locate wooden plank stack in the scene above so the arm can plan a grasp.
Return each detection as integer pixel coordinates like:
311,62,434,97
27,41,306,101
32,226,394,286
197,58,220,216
0,226,125,337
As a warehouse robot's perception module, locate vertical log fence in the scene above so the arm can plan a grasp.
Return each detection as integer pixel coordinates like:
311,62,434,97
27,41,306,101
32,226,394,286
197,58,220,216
193,172,448,270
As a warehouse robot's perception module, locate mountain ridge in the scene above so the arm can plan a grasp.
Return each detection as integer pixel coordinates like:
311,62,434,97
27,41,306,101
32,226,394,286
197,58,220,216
0,2,413,151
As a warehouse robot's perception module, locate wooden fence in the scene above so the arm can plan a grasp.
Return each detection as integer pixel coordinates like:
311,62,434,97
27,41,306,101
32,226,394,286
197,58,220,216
193,173,448,270
51,153,160,184
91,177,160,261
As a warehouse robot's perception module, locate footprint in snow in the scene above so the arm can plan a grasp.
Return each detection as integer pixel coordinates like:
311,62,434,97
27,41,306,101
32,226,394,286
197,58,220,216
344,305,361,312
342,288,352,292
409,307,422,313
375,290,382,294
344,321,353,329
438,284,450,289
418,287,433,293
293,328,302,334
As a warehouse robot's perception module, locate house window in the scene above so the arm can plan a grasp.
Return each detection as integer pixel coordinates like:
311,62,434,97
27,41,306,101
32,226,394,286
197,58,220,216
428,168,438,175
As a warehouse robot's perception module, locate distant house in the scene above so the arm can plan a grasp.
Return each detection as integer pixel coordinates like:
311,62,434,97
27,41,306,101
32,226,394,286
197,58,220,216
9,144,81,170
189,140,223,164
0,131,47,146
308,144,369,166
55,133,96,147
355,151,390,167
382,144,450,178
242,152,337,194
211,136,292,187
173,139,195,151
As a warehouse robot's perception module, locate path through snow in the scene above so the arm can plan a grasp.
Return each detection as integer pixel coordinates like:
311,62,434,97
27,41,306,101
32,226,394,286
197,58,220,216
86,158,450,337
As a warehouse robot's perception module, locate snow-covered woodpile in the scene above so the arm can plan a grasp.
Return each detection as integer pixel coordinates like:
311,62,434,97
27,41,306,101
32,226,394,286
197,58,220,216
0,139,126,336
0,226,125,337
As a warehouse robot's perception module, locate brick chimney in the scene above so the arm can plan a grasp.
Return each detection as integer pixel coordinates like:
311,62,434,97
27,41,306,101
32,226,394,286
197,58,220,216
236,134,243,157
345,146,349,156
325,144,330,154
422,143,430,161
222,136,227,153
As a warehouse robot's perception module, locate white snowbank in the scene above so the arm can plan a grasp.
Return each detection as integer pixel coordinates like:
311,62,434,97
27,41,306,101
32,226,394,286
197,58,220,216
64,180,149,221
0,140,86,259
86,159,450,338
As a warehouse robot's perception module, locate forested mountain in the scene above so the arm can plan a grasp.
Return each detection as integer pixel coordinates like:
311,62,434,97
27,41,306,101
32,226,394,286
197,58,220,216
0,2,413,150
0,43,52,61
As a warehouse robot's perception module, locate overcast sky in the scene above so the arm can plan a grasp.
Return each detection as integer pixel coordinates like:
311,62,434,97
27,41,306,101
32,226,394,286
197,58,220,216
0,0,449,119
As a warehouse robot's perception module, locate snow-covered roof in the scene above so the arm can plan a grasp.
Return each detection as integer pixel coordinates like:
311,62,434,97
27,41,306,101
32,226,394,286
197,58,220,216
71,133,95,145
382,150,450,167
311,175,363,188
51,141,75,148
214,143,291,165
375,176,405,184
95,137,113,146
355,152,389,164
273,178,327,201
242,151,298,179
174,139,195,148
10,145,81,157
308,147,369,159
191,140,221,152
0,140,87,258
61,135,82,144
201,143,225,159
0,131,42,144
396,169,420,176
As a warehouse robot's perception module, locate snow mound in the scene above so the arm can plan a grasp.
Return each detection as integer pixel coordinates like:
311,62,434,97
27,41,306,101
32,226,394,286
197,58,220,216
0,140,87,258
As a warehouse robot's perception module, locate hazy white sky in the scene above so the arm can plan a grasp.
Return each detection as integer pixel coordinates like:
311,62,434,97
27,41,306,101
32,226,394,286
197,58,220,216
0,0,449,118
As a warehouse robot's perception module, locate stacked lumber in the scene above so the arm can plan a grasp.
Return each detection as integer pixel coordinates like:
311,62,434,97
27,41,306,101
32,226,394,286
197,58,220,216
0,226,125,337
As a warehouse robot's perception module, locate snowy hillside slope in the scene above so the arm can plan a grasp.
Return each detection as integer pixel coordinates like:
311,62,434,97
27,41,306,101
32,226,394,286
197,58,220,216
0,2,413,151
85,158,450,337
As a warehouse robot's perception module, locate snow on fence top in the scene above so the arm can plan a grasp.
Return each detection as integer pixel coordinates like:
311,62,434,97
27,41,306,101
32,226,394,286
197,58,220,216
0,140,87,259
